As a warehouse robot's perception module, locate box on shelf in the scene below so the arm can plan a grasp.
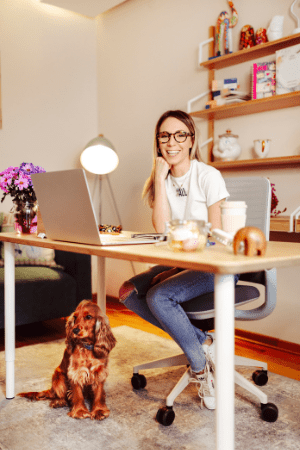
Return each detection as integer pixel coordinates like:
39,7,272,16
276,43,300,95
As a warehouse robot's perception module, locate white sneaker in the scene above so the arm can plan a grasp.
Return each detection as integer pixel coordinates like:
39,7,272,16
189,364,216,410
202,335,215,372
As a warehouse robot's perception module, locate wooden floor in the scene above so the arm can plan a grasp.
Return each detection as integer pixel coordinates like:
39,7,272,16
1,298,299,381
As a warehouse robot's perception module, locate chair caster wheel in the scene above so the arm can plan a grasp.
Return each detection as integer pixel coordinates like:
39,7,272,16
156,406,175,426
252,369,268,386
261,402,278,422
131,373,147,390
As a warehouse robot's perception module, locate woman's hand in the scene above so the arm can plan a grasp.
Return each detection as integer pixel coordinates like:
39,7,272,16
152,157,171,233
155,156,171,182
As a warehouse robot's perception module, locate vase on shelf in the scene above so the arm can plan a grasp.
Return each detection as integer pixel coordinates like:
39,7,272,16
13,201,38,234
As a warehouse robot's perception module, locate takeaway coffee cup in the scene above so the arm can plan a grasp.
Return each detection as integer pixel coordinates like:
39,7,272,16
220,201,247,235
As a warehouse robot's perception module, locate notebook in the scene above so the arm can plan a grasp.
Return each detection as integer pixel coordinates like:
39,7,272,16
31,169,163,246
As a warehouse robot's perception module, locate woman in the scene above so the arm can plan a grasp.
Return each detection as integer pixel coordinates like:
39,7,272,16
119,110,239,410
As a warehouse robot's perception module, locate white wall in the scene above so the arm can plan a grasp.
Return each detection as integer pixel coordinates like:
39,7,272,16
96,0,300,345
0,0,98,214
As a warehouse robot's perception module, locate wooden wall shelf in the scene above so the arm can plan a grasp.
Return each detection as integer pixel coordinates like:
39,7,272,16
209,155,300,170
201,33,300,70
190,91,300,121
194,29,300,169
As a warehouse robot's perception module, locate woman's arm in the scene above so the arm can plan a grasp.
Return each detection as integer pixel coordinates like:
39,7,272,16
152,157,171,233
208,198,225,230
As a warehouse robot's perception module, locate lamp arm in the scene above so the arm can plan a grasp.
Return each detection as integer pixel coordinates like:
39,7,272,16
106,175,122,226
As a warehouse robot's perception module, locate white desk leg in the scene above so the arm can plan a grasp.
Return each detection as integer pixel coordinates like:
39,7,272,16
97,256,106,314
4,242,15,399
215,274,235,450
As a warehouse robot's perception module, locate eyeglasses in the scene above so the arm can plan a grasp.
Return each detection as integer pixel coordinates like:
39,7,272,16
156,131,194,144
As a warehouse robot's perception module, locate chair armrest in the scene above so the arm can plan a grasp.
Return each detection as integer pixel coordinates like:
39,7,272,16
235,268,277,321
54,250,92,305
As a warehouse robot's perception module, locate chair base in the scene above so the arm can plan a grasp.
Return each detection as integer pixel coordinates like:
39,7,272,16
132,352,269,408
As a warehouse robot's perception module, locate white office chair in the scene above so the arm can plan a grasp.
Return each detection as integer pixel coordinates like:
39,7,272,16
131,177,278,426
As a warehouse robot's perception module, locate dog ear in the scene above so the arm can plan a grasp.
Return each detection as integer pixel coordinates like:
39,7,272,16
65,312,76,353
94,314,116,358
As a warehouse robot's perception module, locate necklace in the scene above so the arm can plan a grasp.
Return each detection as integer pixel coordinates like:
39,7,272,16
170,170,190,197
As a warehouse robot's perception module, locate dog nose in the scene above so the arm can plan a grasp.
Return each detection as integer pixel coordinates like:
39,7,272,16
73,327,80,335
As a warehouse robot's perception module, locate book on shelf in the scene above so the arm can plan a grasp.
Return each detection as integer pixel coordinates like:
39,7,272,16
211,77,251,106
223,90,251,104
251,61,276,100
276,43,300,95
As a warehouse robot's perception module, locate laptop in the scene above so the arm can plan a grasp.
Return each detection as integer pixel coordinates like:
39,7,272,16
31,169,163,246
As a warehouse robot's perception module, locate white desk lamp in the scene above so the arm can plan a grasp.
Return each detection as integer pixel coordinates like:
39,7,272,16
80,134,126,311
80,134,119,175
80,134,121,225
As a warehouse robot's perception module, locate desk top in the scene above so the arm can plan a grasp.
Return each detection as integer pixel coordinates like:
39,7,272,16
1,232,300,275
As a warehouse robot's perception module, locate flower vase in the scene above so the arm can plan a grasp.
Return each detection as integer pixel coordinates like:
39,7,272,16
13,201,38,234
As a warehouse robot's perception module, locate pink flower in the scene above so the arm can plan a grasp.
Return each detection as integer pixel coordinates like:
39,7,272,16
0,173,13,189
15,175,30,191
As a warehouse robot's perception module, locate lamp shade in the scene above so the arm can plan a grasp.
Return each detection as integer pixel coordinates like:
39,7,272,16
80,135,119,175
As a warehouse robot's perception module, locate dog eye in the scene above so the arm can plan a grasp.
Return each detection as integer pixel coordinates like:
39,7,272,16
85,315,92,320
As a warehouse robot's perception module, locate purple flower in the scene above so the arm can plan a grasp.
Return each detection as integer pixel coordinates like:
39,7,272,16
20,162,35,174
33,165,46,174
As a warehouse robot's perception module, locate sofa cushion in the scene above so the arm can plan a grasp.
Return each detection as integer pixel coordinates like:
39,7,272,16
0,266,77,328
0,212,57,267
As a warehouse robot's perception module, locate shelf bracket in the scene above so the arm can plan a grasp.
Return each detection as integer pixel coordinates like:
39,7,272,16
200,137,213,148
187,90,210,113
198,37,214,65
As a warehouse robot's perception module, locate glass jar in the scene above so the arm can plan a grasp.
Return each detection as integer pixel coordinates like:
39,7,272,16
13,201,38,234
166,219,209,252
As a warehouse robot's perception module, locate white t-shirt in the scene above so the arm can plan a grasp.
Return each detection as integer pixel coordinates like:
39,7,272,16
165,159,229,222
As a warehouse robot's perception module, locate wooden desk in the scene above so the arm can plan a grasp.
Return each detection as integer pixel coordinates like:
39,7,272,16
2,232,300,450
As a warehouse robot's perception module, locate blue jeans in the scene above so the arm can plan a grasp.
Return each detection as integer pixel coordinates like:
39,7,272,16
121,265,239,373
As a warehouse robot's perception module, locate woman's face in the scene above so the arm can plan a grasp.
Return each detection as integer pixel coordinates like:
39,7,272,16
158,117,193,170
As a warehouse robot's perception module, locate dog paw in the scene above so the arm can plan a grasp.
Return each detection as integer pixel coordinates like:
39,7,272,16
50,398,68,408
68,407,91,419
90,408,110,420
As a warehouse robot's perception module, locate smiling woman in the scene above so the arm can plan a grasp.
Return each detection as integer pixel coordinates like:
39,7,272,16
118,110,237,412
142,110,226,233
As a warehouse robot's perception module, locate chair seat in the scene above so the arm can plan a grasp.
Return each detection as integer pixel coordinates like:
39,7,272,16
182,285,260,320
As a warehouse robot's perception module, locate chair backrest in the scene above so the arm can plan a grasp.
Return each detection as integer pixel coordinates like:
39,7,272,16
183,176,276,326
224,177,271,240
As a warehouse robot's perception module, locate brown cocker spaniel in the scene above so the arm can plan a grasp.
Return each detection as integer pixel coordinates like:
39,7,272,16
19,300,116,420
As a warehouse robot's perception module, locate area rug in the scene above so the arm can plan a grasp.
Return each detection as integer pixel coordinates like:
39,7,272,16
0,326,299,450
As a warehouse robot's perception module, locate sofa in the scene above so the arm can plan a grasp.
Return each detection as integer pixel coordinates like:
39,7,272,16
0,212,92,329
